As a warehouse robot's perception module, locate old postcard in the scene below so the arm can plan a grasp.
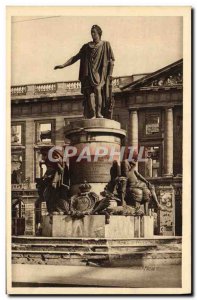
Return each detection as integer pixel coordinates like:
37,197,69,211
7,6,191,295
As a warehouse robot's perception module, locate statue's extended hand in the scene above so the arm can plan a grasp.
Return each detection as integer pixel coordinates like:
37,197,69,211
54,65,62,70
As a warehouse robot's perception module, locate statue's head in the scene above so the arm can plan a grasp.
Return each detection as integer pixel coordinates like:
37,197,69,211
91,25,102,41
112,160,118,166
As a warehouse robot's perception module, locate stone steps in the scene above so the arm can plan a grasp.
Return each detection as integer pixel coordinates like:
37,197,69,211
12,243,181,252
12,242,157,253
12,249,182,267
12,236,182,246
12,236,108,245
12,236,182,267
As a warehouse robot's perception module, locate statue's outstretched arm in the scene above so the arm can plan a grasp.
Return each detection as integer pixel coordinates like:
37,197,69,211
54,53,80,70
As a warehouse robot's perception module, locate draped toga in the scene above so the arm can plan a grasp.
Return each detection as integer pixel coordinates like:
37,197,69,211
74,40,115,117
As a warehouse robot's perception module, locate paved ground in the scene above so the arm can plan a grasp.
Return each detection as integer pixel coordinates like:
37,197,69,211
12,264,181,288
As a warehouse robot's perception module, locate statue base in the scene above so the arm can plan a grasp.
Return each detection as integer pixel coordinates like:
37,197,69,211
65,118,126,197
42,215,154,238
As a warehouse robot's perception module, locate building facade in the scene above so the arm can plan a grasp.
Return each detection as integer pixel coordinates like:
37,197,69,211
11,59,183,236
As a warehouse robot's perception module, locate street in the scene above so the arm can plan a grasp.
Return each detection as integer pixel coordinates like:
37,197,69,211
12,264,181,288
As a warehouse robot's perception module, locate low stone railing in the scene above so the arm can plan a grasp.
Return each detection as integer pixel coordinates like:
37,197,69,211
112,77,120,87
11,85,27,96
64,81,81,90
34,83,57,94
11,77,124,97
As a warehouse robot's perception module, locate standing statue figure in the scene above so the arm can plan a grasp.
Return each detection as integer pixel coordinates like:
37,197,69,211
54,25,115,119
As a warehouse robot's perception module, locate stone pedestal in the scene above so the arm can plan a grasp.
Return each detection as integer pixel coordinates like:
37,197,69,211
42,215,105,238
65,118,126,197
140,216,154,238
42,215,154,238
40,119,155,241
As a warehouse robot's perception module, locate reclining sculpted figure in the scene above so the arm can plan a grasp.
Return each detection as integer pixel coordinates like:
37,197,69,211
120,159,163,215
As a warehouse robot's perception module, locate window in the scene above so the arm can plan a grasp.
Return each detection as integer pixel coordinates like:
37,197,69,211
144,146,161,178
11,122,26,183
11,125,22,145
39,123,52,143
11,121,25,145
12,199,25,218
34,149,47,179
35,120,55,145
145,112,160,135
11,152,24,183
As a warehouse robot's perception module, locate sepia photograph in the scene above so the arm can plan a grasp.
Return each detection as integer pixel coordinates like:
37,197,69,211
6,6,191,295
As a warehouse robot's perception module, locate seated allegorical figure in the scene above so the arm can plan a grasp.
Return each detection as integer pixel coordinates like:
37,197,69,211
120,159,163,214
106,160,121,194
35,148,70,217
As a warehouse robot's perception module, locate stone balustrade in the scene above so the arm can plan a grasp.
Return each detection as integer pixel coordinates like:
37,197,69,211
112,77,120,87
34,83,57,94
11,77,125,98
64,81,81,90
11,86,27,96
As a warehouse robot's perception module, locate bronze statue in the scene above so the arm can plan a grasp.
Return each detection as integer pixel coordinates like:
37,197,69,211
35,148,70,216
105,160,121,194
120,159,163,215
54,25,115,119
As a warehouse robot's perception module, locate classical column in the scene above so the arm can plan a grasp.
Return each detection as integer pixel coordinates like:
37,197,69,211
128,108,138,152
164,107,173,176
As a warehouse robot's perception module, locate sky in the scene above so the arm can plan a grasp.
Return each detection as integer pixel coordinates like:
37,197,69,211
11,16,183,85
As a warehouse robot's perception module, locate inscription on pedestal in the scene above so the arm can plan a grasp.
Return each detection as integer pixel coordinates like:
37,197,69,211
70,161,112,184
